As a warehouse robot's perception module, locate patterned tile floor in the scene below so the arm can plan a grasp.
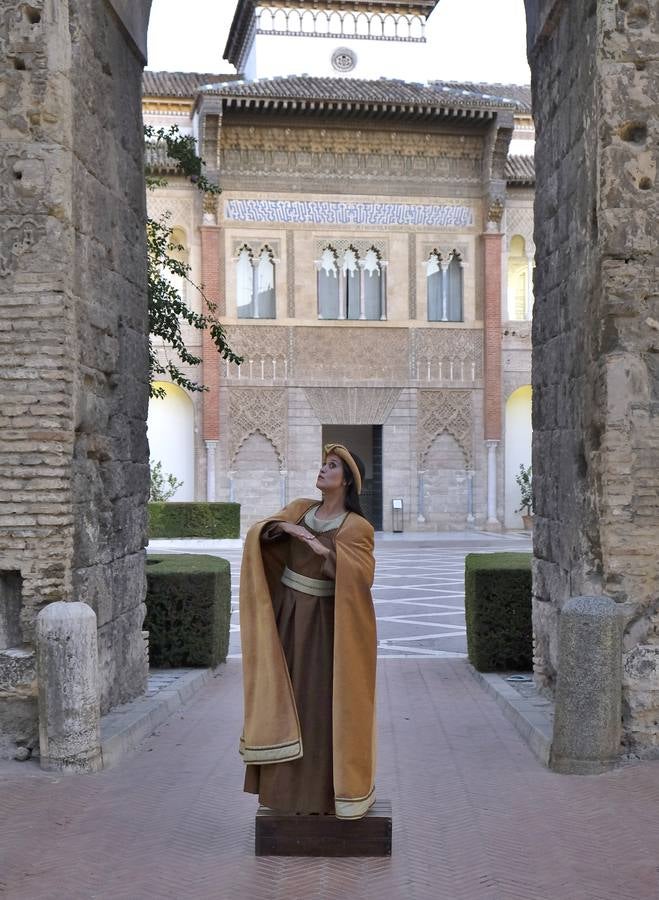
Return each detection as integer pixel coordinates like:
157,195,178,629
209,531,533,659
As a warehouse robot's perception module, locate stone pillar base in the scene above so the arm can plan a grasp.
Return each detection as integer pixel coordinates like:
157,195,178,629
550,596,623,775
36,602,101,774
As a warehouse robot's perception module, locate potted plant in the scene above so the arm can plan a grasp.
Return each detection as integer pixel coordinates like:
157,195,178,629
515,464,534,529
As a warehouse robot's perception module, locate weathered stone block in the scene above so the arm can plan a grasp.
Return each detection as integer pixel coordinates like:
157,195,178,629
551,596,623,774
36,602,101,773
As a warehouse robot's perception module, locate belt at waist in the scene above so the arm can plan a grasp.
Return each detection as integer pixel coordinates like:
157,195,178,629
281,566,335,597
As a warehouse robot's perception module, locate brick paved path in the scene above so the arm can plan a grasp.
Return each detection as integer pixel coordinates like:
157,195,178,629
2,660,658,900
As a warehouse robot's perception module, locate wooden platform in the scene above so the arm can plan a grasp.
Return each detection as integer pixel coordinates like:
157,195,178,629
255,799,392,857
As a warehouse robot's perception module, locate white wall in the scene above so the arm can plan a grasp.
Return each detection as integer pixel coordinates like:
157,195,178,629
504,385,532,528
247,32,430,80
148,382,195,501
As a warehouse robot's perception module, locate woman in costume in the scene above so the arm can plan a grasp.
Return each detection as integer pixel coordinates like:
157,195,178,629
239,444,377,820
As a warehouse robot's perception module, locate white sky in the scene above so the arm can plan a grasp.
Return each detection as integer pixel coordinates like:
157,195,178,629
147,0,531,85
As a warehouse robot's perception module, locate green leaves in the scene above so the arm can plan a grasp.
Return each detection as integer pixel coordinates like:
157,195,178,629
514,463,534,515
145,125,242,398
149,460,183,502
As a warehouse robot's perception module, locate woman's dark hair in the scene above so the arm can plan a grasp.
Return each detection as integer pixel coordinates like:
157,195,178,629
341,450,367,518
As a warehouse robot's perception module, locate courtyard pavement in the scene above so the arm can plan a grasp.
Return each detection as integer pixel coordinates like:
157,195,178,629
2,533,658,900
152,529,534,659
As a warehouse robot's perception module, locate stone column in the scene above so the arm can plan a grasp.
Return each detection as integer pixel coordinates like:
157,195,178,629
417,470,426,523
466,469,475,525
205,440,218,501
279,469,288,508
380,263,388,321
440,262,449,321
36,602,101,774
338,271,346,320
526,252,534,320
358,262,366,320
485,441,499,526
483,231,503,529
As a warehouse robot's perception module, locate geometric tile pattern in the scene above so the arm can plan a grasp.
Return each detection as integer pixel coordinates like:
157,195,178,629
1,660,658,900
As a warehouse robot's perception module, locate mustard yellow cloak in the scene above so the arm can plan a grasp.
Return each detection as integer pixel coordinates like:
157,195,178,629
239,498,377,820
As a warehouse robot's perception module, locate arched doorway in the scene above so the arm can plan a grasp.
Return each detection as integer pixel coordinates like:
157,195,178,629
423,432,469,530
232,432,281,530
504,385,532,528
147,381,195,501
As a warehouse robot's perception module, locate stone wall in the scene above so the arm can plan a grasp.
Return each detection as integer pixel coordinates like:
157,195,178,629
526,0,659,753
0,0,151,756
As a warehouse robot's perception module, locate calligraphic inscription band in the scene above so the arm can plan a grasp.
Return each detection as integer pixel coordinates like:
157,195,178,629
225,199,474,228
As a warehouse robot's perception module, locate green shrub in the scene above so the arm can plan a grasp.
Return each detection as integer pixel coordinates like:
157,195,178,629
148,502,240,539
145,554,231,667
464,552,532,672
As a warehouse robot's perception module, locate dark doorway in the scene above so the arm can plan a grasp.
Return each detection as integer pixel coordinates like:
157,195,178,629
321,425,383,531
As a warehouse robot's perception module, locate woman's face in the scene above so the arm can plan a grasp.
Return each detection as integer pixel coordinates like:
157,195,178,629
316,452,346,493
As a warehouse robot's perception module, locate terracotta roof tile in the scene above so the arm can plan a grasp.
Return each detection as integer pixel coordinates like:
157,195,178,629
142,71,239,98
506,154,535,184
434,81,532,113
201,75,522,112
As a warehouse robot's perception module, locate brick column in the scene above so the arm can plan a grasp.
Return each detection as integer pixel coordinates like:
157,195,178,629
483,232,503,526
200,226,222,499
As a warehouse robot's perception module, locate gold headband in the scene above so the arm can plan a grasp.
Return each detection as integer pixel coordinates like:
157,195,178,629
323,443,362,495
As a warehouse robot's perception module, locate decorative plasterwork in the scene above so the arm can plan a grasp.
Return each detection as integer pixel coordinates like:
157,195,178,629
505,206,535,251
413,329,483,382
230,237,282,260
220,127,483,187
224,325,289,361
221,126,481,159
255,6,429,42
146,195,195,236
293,327,408,381
420,241,470,264
225,199,474,228
313,238,388,257
303,387,402,425
417,390,473,466
0,146,47,279
229,387,287,466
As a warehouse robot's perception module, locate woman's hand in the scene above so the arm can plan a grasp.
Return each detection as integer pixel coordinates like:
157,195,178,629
278,522,330,558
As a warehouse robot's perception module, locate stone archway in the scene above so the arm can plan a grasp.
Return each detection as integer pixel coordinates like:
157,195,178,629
1,0,657,763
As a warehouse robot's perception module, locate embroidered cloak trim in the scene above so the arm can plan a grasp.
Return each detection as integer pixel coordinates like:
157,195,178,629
239,498,377,820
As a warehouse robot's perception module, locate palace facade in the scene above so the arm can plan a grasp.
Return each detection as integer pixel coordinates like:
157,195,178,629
143,0,535,533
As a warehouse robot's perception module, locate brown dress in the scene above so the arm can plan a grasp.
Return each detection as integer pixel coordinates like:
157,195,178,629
243,505,344,814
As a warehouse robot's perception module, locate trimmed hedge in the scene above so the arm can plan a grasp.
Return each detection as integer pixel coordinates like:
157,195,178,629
464,552,532,672
145,554,231,667
148,502,240,539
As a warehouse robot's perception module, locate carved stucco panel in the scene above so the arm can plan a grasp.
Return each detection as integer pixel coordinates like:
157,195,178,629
146,194,196,236
229,387,287,466
417,389,473,467
292,327,408,382
303,387,402,425
414,329,483,380
224,325,289,362
506,205,535,251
